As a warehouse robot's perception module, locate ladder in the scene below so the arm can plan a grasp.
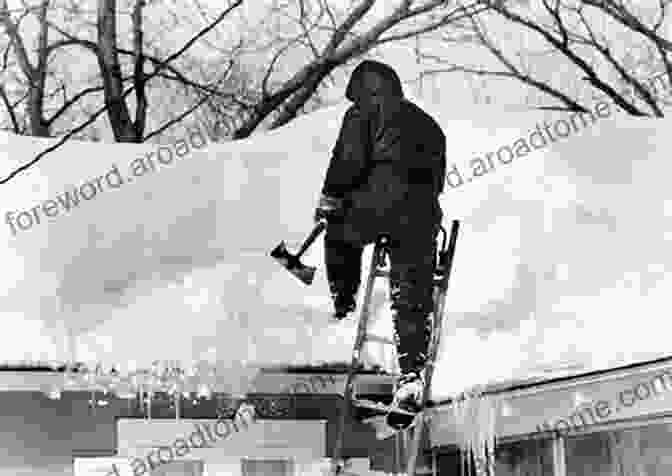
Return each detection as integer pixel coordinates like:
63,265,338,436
405,219,459,475
332,220,460,475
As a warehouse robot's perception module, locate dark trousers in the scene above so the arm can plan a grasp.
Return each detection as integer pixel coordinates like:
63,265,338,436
325,224,437,374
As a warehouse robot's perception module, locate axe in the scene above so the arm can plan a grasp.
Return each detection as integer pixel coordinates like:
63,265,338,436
270,219,327,285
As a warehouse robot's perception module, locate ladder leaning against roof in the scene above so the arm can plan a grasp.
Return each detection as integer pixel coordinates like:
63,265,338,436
331,219,460,476
405,219,460,476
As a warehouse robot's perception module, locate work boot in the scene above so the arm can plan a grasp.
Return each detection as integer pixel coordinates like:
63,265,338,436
387,369,425,429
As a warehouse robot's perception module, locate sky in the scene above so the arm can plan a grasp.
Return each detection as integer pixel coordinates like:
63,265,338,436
2,88,672,399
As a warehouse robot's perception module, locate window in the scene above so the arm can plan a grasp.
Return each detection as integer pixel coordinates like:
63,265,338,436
148,460,204,476
436,439,553,476
241,458,295,476
566,423,672,476
495,439,554,476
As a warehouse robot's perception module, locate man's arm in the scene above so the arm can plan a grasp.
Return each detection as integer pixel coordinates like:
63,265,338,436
321,105,371,198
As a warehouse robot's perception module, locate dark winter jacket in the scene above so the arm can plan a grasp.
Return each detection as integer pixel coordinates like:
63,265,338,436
321,60,446,243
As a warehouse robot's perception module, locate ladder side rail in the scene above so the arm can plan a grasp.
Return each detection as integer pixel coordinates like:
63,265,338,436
406,220,460,476
422,219,460,407
332,239,389,472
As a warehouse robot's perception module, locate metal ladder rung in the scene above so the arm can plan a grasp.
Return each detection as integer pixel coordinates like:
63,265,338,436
364,333,395,345
377,273,442,284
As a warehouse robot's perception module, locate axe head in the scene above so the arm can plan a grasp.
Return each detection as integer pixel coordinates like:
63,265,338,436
270,241,317,286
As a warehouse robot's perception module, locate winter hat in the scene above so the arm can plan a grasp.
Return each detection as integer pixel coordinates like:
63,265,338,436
345,60,404,103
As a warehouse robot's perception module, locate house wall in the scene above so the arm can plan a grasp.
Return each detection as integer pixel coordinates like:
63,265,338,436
431,363,672,445
113,418,395,475
114,418,326,476
115,419,326,459
435,423,672,476
0,390,389,475
0,391,124,476
74,456,381,476
431,362,672,475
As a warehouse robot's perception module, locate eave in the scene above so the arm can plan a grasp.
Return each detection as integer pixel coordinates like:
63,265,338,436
430,354,672,448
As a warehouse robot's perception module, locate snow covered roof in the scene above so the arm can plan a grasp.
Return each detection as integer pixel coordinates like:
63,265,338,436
1,95,671,398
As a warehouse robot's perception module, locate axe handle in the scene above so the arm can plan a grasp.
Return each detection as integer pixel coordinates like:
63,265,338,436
295,219,327,259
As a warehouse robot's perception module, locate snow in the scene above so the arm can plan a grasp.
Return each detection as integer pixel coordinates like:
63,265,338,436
1,95,672,398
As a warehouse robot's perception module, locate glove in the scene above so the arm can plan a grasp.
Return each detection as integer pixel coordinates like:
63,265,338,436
314,194,345,224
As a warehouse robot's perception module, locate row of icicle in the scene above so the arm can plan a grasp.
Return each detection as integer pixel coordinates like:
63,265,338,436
448,385,498,476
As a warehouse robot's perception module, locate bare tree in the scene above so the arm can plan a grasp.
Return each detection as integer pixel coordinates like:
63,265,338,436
0,0,243,184
94,0,148,141
44,0,241,142
0,0,130,136
1,0,496,183
1,0,53,136
229,0,493,139
0,0,244,140
419,0,672,116
0,40,24,133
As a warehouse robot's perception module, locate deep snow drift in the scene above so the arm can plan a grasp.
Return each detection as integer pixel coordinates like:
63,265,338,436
1,95,671,398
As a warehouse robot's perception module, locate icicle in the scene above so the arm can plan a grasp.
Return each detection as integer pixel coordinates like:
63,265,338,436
174,380,181,421
450,386,498,476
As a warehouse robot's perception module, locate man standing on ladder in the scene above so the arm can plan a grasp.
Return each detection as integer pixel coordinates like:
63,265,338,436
314,60,447,416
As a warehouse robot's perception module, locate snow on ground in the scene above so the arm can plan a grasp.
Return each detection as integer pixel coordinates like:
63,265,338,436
1,94,671,398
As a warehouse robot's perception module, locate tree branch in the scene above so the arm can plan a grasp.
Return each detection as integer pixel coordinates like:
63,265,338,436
142,61,235,141
132,0,147,138
45,84,106,126
323,0,375,58
0,0,244,185
0,84,20,132
582,0,672,53
45,23,100,59
0,0,35,80
376,3,489,45
574,5,659,115
483,0,646,115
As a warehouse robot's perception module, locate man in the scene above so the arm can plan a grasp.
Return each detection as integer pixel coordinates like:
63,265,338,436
314,60,446,415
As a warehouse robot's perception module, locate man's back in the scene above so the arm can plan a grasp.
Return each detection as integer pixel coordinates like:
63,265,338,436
370,98,446,198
